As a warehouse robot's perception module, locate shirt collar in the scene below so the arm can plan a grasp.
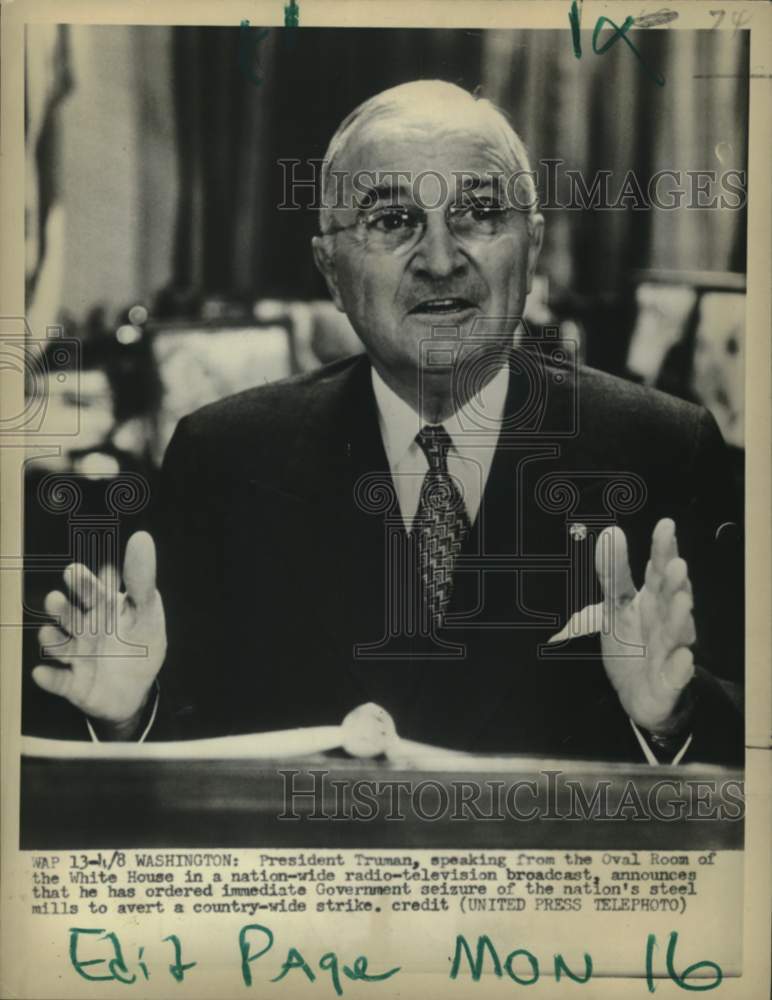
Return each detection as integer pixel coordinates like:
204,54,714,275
371,363,509,469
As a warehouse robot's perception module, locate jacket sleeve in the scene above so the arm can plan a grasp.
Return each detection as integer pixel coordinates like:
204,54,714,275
147,418,227,739
675,406,744,763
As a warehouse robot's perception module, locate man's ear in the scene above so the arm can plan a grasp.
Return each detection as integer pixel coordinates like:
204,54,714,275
525,213,545,295
312,235,345,312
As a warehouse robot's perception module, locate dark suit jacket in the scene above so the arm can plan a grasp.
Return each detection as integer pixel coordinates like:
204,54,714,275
151,351,743,763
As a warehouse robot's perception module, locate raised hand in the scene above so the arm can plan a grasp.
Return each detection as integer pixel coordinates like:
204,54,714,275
33,531,167,735
595,518,696,734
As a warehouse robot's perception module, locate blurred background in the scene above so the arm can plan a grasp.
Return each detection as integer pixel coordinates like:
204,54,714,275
22,25,748,732
25,25,748,475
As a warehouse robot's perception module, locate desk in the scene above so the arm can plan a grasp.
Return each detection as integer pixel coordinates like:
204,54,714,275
20,755,743,850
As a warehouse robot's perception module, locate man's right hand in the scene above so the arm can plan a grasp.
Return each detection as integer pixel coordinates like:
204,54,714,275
33,531,167,739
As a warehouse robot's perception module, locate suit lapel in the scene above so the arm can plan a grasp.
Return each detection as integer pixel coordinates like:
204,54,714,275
407,356,613,743
238,357,420,710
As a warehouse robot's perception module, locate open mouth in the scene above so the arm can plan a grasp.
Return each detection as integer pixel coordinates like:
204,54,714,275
409,297,476,315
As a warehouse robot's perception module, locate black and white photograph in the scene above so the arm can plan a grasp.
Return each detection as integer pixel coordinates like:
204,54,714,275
2,3,769,997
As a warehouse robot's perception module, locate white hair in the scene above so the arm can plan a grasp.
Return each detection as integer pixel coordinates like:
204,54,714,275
318,80,539,235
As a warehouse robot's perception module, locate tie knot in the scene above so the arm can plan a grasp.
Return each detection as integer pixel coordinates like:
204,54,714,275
416,425,453,473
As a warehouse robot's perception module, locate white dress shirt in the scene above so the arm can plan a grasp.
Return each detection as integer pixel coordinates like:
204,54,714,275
371,365,509,531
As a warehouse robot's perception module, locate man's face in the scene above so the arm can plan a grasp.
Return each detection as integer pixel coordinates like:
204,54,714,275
313,112,544,396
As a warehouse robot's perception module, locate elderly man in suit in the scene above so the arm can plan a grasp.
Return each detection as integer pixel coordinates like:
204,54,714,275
33,81,742,762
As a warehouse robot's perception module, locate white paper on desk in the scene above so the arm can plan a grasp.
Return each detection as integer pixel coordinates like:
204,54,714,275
21,726,344,760
19,730,525,768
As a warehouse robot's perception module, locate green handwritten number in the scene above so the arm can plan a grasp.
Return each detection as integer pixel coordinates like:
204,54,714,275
568,0,665,86
238,20,270,87
666,932,723,991
569,0,583,56
592,16,665,86
592,14,636,54
284,1,300,28
646,932,723,992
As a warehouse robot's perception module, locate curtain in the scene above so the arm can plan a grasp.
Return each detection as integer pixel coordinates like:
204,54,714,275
482,28,748,295
167,27,748,307
168,27,484,306
26,26,178,328
25,25,74,337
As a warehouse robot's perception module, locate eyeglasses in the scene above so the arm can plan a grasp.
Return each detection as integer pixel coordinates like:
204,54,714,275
326,200,524,254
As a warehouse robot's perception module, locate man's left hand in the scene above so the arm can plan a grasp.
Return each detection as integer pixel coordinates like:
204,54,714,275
595,518,696,735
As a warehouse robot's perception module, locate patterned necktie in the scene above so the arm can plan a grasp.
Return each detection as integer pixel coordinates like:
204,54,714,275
413,425,471,629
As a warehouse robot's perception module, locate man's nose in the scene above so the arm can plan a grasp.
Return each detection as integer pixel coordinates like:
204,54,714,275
412,213,466,279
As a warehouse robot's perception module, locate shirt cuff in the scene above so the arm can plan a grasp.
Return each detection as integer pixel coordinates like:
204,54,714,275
630,718,693,765
86,684,160,744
